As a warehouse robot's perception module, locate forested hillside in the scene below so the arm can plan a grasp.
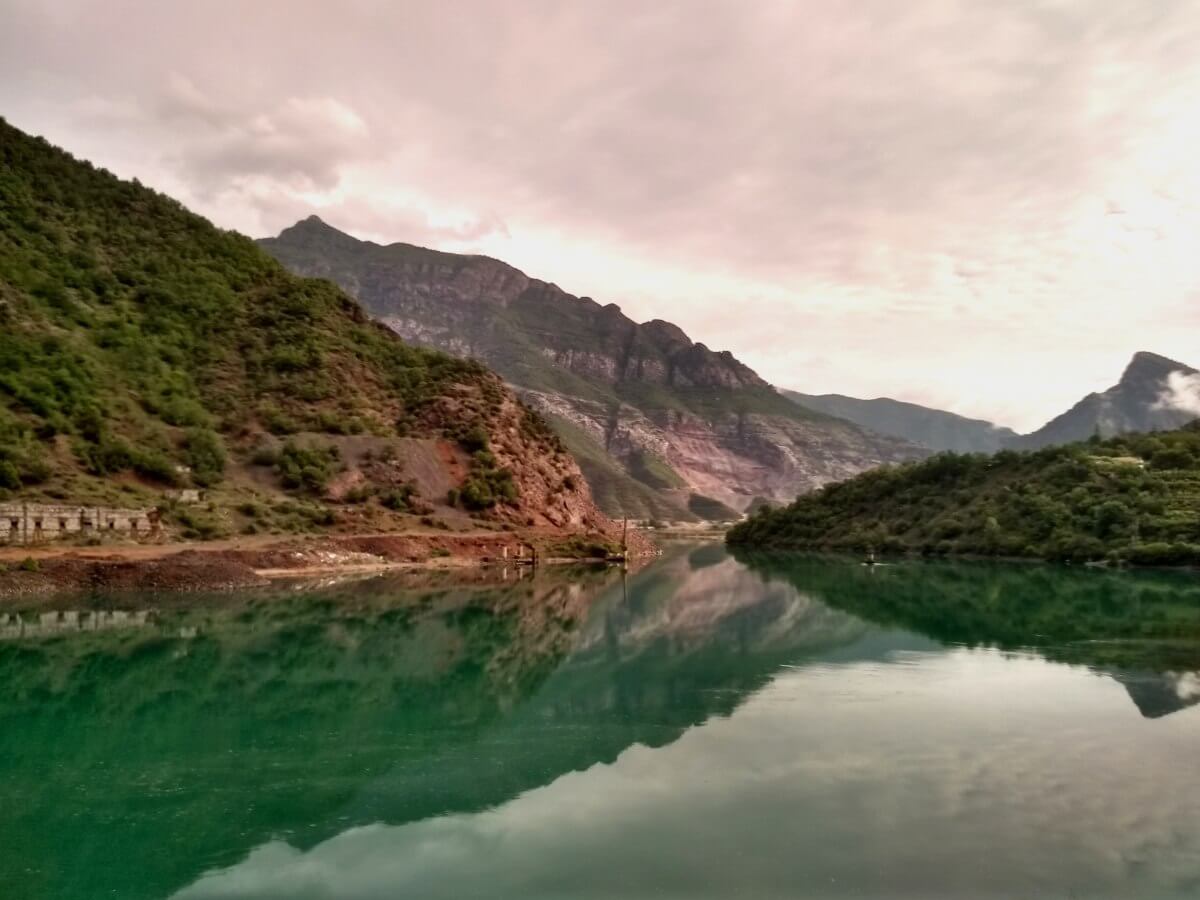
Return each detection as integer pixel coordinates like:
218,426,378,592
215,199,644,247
0,119,607,536
728,424,1200,565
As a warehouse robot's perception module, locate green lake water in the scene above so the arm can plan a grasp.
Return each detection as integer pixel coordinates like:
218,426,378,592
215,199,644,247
3,546,1200,899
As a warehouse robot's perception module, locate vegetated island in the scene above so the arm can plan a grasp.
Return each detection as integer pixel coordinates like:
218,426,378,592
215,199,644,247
0,118,649,597
727,423,1200,567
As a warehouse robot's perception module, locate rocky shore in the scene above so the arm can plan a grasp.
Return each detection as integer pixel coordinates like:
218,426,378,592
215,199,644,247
0,527,657,601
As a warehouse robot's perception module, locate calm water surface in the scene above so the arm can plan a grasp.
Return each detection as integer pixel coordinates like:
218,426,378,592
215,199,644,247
3,546,1200,899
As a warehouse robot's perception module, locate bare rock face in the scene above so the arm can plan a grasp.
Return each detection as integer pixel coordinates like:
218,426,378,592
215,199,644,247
409,378,613,533
521,390,917,512
260,217,924,516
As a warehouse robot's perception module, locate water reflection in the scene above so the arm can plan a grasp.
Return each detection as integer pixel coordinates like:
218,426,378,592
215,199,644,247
3,549,1200,899
0,608,156,640
733,551,1200,720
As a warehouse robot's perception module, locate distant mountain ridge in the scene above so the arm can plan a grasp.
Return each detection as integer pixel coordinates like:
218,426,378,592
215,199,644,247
261,217,923,518
783,391,1018,454
786,351,1197,454
1014,351,1198,449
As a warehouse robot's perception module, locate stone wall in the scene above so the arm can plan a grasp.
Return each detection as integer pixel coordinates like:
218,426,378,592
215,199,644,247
0,503,161,545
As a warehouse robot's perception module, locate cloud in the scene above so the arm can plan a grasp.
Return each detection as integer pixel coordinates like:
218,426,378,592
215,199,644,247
80,74,372,195
1156,370,1200,416
2,0,1200,429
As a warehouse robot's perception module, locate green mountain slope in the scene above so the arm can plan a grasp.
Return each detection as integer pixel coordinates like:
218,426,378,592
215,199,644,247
0,119,606,535
783,390,1018,453
728,423,1200,565
260,217,923,519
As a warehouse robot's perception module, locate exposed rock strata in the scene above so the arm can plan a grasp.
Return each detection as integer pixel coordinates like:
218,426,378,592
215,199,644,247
261,218,922,515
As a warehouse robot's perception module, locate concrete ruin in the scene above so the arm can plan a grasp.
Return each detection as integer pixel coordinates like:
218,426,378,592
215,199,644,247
0,503,161,545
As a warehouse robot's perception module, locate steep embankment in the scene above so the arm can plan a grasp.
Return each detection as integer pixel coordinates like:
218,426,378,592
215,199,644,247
728,423,1200,565
0,119,619,543
783,390,1018,453
260,217,922,519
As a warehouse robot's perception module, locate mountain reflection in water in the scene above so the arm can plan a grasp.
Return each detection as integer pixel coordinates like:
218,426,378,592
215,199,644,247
2,547,1199,900
734,550,1200,719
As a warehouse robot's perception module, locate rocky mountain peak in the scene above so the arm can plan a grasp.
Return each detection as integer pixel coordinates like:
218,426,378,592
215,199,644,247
1120,351,1194,385
1016,350,1198,448
273,214,364,251
642,319,692,348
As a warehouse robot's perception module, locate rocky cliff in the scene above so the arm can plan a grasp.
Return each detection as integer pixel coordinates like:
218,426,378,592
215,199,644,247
261,217,923,517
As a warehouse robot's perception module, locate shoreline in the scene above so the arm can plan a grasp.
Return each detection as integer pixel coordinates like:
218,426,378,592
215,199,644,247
0,527,657,601
725,545,1200,573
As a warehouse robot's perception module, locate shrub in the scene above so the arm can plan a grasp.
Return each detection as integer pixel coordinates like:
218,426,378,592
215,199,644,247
172,506,225,540
0,461,19,490
75,437,179,486
132,449,179,486
16,456,52,485
276,440,340,493
381,483,417,512
459,425,490,453
1149,447,1196,470
448,444,520,512
156,394,211,428
458,465,518,511
261,406,300,436
185,428,226,487
344,484,375,504
250,446,279,466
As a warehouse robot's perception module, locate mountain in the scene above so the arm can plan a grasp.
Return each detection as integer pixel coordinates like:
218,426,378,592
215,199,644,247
1016,351,1198,449
728,422,1200,565
783,390,1018,453
0,119,614,538
787,351,1198,455
260,217,923,519
1114,671,1200,719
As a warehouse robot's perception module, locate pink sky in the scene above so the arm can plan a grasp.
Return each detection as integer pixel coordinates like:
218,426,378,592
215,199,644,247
2,0,1198,431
